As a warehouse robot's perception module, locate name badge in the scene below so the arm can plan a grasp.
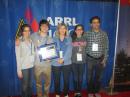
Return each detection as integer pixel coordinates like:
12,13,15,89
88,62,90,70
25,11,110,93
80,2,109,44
92,43,98,51
77,53,82,61
59,51,63,58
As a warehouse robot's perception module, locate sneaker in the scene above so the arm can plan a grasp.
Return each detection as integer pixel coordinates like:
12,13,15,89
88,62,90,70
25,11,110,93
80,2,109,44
56,94,60,97
95,93,101,97
74,93,82,97
88,94,94,97
64,94,69,97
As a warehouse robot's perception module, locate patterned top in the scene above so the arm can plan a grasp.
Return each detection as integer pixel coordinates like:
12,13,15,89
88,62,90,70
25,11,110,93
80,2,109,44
85,30,109,61
71,34,87,64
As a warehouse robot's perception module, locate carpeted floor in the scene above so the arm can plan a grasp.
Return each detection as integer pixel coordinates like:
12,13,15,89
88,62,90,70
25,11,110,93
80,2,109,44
10,90,130,97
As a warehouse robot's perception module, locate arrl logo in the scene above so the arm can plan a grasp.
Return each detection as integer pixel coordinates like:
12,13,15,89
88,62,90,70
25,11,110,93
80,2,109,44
47,17,77,26
47,17,77,37
16,7,78,37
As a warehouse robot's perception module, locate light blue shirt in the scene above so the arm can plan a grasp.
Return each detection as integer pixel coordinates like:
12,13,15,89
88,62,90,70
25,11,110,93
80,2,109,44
51,36,72,66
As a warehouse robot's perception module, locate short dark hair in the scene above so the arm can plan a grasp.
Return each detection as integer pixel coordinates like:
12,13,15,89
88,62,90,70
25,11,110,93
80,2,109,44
39,19,50,29
90,16,101,23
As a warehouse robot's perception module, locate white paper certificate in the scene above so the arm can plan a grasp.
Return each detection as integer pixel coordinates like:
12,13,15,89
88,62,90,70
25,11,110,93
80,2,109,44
38,43,58,61
77,53,82,61
92,43,98,51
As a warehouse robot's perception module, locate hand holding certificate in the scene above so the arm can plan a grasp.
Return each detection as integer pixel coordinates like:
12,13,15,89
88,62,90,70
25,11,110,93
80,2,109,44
57,58,64,64
37,43,59,61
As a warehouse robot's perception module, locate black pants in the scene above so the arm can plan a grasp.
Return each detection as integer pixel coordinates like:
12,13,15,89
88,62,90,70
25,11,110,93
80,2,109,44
21,68,33,97
86,55,104,93
72,63,84,93
52,65,71,96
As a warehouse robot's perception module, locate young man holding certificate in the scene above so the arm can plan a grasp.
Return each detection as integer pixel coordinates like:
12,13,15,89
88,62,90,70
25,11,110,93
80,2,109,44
31,19,53,97
86,16,109,97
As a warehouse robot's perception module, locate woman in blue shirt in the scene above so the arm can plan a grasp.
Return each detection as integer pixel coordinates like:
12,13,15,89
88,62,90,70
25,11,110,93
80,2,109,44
52,23,72,97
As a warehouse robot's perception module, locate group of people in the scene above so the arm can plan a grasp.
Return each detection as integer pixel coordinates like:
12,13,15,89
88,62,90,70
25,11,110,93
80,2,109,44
15,16,109,97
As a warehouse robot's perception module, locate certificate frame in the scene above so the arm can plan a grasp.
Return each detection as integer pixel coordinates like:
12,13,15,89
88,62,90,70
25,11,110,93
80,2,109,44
37,43,59,61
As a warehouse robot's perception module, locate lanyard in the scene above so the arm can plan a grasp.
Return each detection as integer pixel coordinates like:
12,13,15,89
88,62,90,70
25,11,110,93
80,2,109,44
58,40,63,51
26,41,33,55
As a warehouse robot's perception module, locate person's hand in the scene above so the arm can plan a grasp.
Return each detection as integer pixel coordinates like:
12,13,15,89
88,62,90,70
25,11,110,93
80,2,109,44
15,38,20,46
58,58,64,64
101,58,106,67
46,59,51,62
17,70,23,79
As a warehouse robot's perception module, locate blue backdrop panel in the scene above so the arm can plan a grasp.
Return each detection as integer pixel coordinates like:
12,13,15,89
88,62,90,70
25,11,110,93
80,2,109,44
0,0,118,96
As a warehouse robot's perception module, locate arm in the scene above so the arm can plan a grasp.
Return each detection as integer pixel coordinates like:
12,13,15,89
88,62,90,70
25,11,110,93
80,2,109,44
104,32,109,61
15,44,23,79
102,32,109,66
63,37,72,62
15,45,21,72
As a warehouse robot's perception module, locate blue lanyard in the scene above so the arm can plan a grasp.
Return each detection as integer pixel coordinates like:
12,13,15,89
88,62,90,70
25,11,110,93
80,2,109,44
58,38,67,52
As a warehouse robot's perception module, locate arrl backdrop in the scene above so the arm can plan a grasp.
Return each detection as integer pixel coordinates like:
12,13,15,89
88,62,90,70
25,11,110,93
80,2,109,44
0,0,118,96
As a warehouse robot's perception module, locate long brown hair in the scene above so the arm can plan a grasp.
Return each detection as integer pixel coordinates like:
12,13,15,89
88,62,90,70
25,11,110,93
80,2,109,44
71,24,84,42
55,23,68,38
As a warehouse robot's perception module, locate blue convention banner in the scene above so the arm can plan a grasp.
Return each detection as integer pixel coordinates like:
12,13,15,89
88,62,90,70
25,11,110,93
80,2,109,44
0,0,118,96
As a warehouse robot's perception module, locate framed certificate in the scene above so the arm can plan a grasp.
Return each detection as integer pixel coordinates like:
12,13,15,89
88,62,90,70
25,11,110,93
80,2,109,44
37,43,59,61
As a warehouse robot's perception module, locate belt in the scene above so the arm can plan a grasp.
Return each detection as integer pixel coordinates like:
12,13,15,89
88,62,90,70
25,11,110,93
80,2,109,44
87,54,104,60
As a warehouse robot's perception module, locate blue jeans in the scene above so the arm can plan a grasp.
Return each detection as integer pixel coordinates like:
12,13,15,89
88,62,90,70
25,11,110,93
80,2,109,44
21,67,33,97
72,63,84,93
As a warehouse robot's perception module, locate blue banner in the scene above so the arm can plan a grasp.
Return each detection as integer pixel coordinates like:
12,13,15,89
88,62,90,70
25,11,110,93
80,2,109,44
0,0,118,96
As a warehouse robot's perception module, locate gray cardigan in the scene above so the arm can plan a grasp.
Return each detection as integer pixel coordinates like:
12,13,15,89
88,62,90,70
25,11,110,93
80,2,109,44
15,39,35,72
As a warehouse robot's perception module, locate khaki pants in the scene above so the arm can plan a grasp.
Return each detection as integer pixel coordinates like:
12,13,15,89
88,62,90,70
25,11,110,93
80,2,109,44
34,64,51,97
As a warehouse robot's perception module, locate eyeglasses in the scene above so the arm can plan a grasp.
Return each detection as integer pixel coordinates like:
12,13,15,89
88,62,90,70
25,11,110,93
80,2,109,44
76,29,83,31
23,30,30,32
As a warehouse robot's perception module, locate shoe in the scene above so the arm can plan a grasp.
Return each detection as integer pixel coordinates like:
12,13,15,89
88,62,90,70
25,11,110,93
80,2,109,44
95,93,101,97
88,94,94,97
74,93,82,97
64,94,69,97
77,94,82,97
56,94,60,97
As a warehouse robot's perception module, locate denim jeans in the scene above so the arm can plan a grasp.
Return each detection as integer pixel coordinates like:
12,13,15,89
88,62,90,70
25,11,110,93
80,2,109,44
21,67,33,97
72,63,84,93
